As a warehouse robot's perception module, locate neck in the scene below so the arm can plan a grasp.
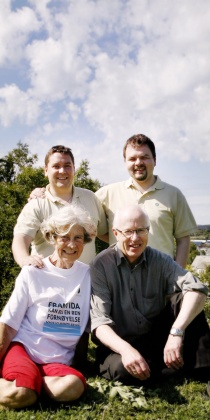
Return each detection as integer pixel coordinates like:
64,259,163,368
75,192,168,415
49,254,74,269
49,185,73,203
133,175,156,192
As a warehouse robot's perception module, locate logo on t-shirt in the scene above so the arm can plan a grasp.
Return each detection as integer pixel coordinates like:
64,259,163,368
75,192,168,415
43,301,81,336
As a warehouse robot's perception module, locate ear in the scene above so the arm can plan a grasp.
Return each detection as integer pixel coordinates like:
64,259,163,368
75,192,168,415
112,228,118,239
44,166,48,177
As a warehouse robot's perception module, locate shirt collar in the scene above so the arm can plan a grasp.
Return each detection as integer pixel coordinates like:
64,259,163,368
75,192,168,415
126,175,164,192
45,184,75,203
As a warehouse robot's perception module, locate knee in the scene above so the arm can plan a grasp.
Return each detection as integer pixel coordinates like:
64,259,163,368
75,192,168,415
100,353,131,383
16,387,37,407
66,376,85,401
2,386,37,409
44,375,85,402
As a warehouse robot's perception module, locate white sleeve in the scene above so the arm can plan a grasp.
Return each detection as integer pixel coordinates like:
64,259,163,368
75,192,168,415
0,267,31,330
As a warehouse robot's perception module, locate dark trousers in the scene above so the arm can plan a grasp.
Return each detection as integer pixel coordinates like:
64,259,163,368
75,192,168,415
95,296,210,385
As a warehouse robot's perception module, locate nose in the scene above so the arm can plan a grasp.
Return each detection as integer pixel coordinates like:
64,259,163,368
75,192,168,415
135,157,144,165
66,239,76,247
131,230,139,239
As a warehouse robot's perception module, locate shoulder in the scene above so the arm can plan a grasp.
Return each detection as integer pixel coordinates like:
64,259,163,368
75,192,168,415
145,246,174,264
95,181,127,196
155,177,184,195
74,260,90,273
74,187,98,199
91,245,117,267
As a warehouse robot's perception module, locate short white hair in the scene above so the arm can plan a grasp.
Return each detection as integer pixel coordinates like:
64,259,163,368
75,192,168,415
41,205,97,244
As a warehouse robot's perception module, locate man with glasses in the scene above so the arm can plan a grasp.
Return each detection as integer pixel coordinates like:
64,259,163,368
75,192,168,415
12,145,108,267
90,205,210,385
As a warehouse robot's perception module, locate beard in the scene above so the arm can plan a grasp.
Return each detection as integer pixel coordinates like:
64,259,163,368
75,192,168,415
133,166,148,181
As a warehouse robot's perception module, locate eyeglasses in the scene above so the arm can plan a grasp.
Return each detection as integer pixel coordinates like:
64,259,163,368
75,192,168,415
115,227,150,238
55,235,84,244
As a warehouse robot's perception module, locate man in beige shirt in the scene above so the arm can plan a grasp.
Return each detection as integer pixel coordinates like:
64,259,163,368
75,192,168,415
96,134,197,268
12,145,108,267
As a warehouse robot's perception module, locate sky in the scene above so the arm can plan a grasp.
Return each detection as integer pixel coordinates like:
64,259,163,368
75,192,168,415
0,0,209,225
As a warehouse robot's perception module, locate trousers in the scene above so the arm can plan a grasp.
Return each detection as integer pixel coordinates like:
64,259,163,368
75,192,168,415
95,295,210,385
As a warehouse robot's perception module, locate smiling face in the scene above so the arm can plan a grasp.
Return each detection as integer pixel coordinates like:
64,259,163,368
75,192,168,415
112,206,149,264
44,152,75,194
125,144,156,184
52,225,85,268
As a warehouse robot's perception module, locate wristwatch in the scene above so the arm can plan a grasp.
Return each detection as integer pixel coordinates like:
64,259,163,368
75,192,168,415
170,328,184,337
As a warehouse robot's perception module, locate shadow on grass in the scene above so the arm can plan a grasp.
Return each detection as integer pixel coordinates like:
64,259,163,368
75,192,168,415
145,375,187,405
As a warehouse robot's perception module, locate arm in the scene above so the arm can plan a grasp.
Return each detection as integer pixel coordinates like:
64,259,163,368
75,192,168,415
0,323,17,361
175,235,190,268
12,234,44,268
95,324,151,380
97,233,109,243
164,291,206,369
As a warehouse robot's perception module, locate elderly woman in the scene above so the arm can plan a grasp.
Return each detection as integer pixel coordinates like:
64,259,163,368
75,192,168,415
0,205,96,409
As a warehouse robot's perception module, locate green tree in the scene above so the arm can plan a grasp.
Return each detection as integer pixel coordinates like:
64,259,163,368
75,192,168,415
0,143,47,309
74,159,101,192
0,141,38,183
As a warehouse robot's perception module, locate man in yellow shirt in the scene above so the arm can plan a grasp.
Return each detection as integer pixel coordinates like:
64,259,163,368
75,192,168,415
96,134,197,267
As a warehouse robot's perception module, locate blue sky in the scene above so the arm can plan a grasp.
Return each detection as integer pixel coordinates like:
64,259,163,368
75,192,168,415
0,0,209,224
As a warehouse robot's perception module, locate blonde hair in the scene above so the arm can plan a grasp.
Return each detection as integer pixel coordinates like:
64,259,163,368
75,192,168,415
41,205,97,244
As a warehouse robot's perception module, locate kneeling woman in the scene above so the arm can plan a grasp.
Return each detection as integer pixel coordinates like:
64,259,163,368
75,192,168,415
0,205,96,409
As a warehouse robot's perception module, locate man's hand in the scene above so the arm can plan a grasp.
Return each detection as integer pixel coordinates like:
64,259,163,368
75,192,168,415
121,345,151,380
20,254,44,268
28,187,46,201
95,324,151,381
164,335,184,370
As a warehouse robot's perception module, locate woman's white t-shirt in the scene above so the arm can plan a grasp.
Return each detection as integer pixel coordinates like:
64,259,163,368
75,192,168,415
0,257,91,365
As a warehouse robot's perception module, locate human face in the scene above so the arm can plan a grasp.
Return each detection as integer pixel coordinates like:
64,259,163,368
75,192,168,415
45,153,75,192
113,209,149,263
125,144,156,183
53,225,85,268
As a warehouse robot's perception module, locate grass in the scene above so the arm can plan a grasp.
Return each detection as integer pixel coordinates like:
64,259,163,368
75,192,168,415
0,301,209,420
0,374,209,420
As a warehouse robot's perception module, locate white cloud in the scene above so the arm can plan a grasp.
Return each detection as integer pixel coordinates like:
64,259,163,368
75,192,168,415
0,0,210,223
0,1,40,65
0,84,40,126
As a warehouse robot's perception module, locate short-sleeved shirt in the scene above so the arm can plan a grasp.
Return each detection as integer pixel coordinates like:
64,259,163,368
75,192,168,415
95,176,197,258
14,185,108,264
90,245,208,341
0,257,91,365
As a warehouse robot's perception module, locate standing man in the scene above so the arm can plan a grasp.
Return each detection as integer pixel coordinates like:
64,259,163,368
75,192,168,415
90,205,210,385
12,145,108,267
96,134,197,267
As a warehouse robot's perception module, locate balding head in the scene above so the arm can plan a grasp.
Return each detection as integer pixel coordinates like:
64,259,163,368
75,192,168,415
113,205,150,231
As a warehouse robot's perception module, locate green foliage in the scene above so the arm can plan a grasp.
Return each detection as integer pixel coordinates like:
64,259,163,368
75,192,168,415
187,242,200,265
0,141,38,183
0,143,49,309
200,265,210,289
74,159,102,192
